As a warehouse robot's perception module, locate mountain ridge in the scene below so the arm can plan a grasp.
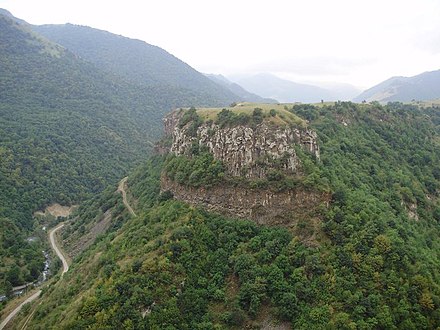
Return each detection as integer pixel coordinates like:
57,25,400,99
229,73,333,103
228,73,360,103
33,23,240,105
354,69,440,102
2,8,440,330
0,10,239,297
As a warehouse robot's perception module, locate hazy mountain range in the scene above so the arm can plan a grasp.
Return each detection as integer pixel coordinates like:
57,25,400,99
4,7,440,104
231,69,440,104
353,69,440,103
205,74,277,103
228,73,361,103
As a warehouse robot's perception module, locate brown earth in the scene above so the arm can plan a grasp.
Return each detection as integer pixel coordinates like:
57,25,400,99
34,203,78,218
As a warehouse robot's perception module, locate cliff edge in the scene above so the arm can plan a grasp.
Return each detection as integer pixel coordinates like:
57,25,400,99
160,103,330,239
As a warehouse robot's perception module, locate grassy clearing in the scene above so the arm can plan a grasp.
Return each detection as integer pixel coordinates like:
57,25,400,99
195,102,307,127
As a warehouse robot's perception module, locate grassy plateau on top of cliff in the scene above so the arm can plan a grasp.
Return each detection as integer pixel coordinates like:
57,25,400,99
193,102,307,128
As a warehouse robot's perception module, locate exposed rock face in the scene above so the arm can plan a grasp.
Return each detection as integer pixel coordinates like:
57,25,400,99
161,176,329,227
401,200,419,221
161,108,328,231
163,109,182,136
165,111,319,178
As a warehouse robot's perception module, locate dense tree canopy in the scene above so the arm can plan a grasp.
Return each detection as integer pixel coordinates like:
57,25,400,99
19,102,440,329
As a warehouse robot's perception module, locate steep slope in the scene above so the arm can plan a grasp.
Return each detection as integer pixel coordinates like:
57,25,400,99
0,11,237,296
17,102,440,329
33,24,239,105
0,12,155,293
0,12,162,219
205,74,277,103
354,70,440,102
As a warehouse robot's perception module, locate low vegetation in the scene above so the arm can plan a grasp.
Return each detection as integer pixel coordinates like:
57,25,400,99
194,103,306,128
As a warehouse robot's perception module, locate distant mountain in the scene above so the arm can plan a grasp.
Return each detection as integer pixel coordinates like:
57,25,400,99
33,24,239,105
316,82,361,101
0,12,161,225
0,8,27,24
205,74,278,103
0,10,244,231
0,10,239,291
228,73,333,103
353,76,409,102
354,70,440,102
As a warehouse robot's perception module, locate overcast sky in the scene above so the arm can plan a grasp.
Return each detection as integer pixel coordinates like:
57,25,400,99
1,0,440,89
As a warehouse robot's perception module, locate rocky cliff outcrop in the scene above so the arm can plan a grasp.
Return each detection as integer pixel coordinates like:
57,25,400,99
161,107,328,233
162,176,328,226
164,109,319,178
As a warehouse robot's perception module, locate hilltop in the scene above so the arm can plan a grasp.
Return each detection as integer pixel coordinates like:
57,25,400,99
13,102,440,329
160,103,324,234
193,103,306,126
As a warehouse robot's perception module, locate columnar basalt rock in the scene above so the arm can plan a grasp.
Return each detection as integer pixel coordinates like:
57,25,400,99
160,108,328,230
165,110,320,178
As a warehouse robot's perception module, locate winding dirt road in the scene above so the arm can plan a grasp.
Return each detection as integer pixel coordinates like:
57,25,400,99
49,223,69,276
118,177,137,217
0,223,69,329
1,178,132,328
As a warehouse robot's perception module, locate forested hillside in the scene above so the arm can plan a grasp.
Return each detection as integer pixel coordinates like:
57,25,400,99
33,24,239,105
0,12,237,295
17,102,440,329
